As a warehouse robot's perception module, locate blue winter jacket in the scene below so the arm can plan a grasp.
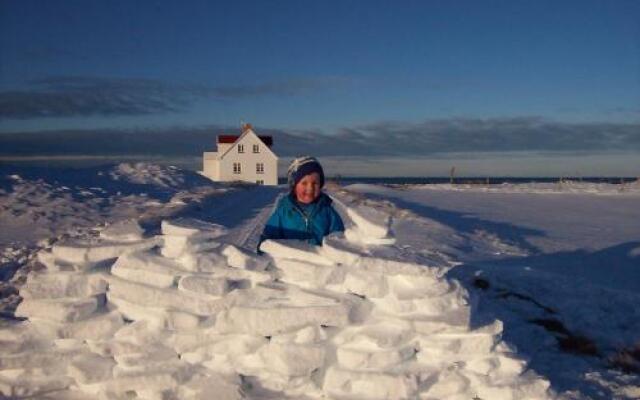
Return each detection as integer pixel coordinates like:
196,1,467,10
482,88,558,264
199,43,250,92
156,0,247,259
259,192,345,249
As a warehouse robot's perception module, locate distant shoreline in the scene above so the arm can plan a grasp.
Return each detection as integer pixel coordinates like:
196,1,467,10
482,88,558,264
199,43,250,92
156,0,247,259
0,158,636,184
309,177,639,185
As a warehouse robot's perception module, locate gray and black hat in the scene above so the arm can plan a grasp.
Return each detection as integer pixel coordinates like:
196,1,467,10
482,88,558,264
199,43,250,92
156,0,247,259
287,156,325,190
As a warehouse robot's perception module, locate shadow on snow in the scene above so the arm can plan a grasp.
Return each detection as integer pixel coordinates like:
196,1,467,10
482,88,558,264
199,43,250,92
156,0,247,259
364,191,640,399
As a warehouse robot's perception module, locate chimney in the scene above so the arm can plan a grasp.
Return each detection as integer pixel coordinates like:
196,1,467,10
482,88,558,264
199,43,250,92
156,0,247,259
242,123,253,132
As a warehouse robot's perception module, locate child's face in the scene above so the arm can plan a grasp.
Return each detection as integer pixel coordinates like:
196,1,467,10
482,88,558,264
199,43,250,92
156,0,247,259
295,172,321,204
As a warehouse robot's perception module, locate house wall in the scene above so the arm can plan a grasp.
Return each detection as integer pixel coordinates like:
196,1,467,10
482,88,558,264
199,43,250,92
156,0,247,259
202,152,219,180
217,143,233,154
218,132,278,185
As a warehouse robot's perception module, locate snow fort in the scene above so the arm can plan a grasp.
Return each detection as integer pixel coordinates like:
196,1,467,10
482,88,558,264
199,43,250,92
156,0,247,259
0,190,555,400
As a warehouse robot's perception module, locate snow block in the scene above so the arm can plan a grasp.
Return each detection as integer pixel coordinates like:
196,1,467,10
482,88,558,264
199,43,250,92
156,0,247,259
86,340,143,358
111,251,185,288
100,219,145,242
323,367,418,400
465,372,551,400
342,269,388,298
416,330,500,361
178,275,230,296
411,308,474,335
507,376,552,400
271,325,327,345
15,297,98,323
0,348,78,370
343,203,392,239
52,237,160,267
241,374,320,398
322,233,364,266
35,389,96,399
354,256,429,276
164,331,218,355
209,266,275,286
77,373,178,396
222,245,270,271
179,334,267,368
176,252,229,272
108,296,165,328
418,369,471,399
344,228,397,245
471,384,519,400
63,310,124,340
54,338,83,350
36,250,75,272
334,319,415,349
161,218,228,238
216,304,350,336
161,235,221,259
109,295,201,331
0,372,73,398
20,271,108,299
178,374,244,400
167,312,201,332
259,239,335,266
274,258,345,288
259,342,325,377
465,353,526,378
112,347,178,369
386,273,452,299
167,329,264,355
372,288,469,317
0,323,52,355
162,234,216,249
111,359,192,388
336,345,416,371
113,320,168,346
68,353,116,384
31,310,124,340
108,276,227,317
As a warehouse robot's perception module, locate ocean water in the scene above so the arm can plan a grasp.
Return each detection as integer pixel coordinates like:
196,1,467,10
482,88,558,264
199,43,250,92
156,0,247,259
281,176,638,185
1,159,635,186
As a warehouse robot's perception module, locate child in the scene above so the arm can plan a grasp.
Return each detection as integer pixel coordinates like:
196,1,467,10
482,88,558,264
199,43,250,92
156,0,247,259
259,156,344,248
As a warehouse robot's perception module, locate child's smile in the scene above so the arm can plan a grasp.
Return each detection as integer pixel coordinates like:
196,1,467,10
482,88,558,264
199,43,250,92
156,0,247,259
295,172,321,204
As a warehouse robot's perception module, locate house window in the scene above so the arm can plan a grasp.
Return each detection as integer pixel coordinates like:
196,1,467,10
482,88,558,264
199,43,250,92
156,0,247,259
238,144,244,153
256,180,264,185
233,163,241,174
253,144,259,153
256,163,264,174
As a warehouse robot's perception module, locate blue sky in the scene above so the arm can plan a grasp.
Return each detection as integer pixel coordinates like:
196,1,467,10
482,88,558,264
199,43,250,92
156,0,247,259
1,0,639,176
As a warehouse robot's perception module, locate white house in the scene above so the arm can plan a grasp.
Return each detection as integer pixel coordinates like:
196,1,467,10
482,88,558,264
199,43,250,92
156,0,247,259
202,124,278,185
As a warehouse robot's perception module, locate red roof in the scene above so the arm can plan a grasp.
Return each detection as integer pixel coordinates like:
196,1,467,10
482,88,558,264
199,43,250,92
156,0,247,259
217,135,273,147
217,135,240,143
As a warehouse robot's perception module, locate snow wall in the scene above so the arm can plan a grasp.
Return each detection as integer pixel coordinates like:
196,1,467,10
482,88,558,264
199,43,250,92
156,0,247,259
1,191,554,400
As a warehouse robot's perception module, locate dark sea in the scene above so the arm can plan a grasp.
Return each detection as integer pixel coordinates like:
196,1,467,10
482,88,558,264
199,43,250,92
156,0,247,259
1,158,635,186
280,176,638,185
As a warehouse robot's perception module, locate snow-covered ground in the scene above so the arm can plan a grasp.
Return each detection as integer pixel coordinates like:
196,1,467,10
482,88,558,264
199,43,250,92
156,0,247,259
0,164,638,399
346,181,640,399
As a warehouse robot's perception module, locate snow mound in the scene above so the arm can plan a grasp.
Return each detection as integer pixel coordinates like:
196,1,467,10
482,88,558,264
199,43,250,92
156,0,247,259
108,163,194,189
0,163,225,250
1,194,555,399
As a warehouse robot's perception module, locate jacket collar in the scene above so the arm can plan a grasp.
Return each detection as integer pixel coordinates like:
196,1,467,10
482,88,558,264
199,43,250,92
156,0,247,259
285,192,331,217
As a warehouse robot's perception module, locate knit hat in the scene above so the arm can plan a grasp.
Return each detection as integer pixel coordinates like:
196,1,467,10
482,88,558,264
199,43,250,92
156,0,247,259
287,156,325,190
